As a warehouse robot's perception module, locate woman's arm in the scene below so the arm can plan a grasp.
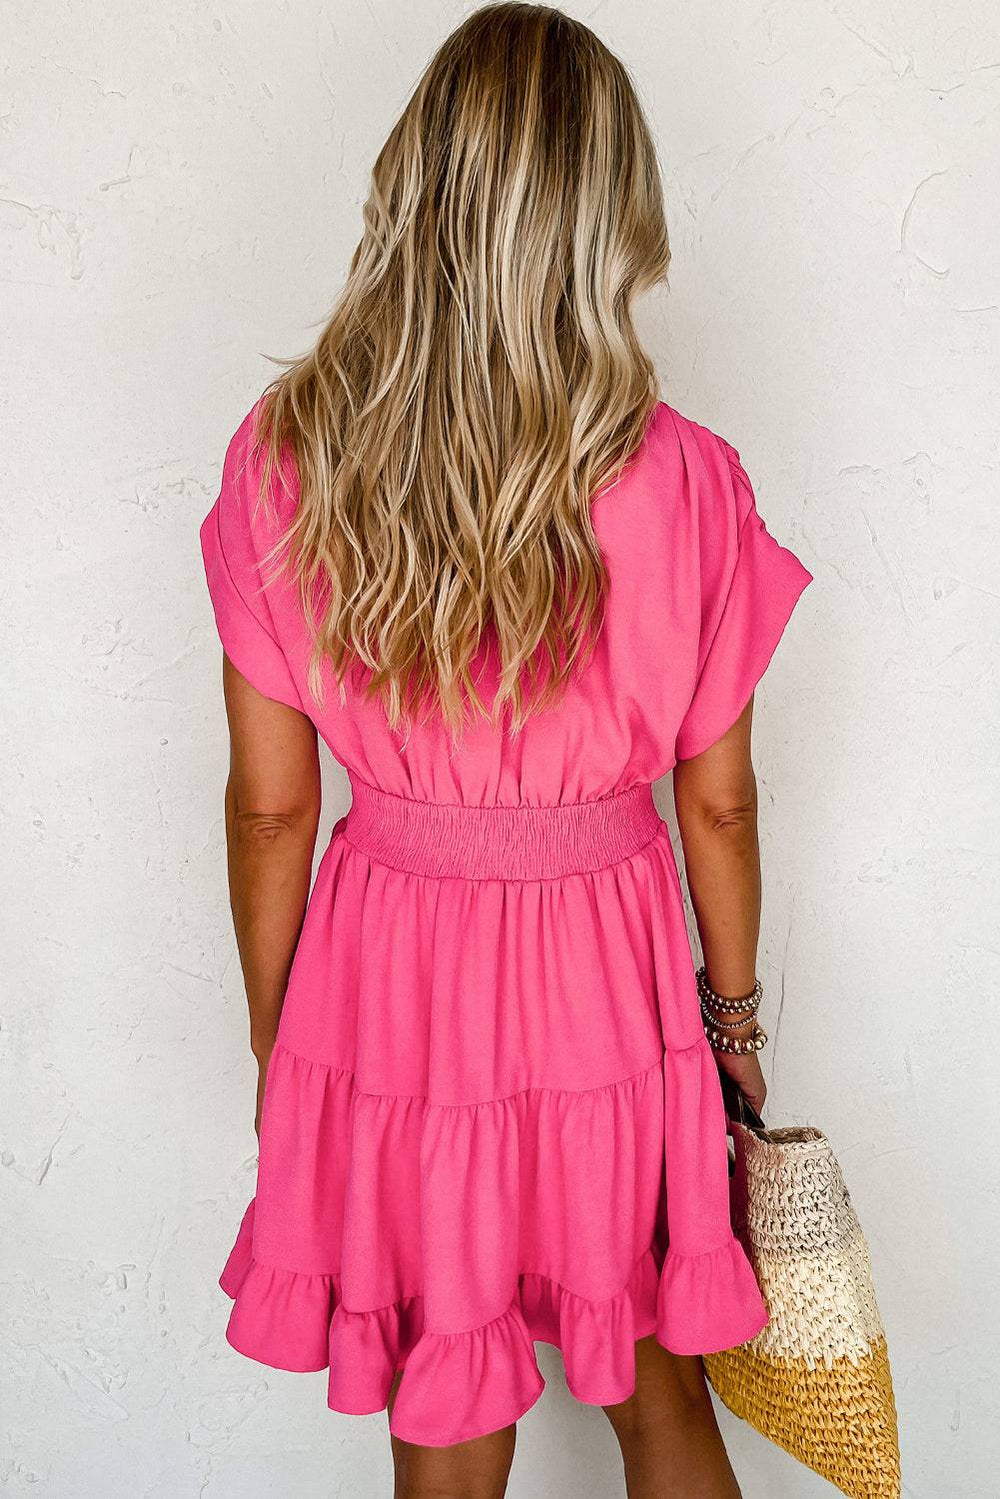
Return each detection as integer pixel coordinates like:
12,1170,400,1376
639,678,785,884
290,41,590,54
222,654,321,1132
672,696,766,1114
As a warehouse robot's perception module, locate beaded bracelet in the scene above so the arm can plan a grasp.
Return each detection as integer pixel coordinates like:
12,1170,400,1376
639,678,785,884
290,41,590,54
700,1001,758,1033
695,966,762,1015
696,966,767,1053
703,1020,768,1055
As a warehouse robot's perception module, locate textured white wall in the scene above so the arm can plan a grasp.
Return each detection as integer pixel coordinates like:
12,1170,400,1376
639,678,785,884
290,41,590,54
3,1,998,1494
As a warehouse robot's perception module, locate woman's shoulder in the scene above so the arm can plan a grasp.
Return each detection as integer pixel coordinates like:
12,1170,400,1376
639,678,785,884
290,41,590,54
647,398,741,473
215,394,301,539
636,399,755,532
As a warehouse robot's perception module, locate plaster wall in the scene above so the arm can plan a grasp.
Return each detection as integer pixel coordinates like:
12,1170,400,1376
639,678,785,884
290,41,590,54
3,2,998,1493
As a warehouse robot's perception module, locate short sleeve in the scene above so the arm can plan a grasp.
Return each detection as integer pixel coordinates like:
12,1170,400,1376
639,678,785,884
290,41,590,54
199,410,305,713
674,441,812,761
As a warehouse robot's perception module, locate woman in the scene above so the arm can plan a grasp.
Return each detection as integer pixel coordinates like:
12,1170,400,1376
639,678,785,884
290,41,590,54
200,5,811,1495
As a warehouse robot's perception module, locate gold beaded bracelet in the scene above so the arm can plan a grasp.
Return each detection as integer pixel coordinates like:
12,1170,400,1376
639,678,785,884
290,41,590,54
696,966,768,1054
695,966,762,1015
704,1020,768,1055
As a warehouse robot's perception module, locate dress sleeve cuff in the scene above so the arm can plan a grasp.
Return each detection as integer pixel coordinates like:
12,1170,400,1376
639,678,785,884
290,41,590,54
675,511,811,761
200,498,305,712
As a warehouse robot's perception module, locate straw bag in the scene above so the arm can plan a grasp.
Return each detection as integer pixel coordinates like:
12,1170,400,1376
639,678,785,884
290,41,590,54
704,1093,901,1498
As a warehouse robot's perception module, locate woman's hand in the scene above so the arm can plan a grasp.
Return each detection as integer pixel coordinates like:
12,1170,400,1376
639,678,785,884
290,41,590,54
714,1049,766,1120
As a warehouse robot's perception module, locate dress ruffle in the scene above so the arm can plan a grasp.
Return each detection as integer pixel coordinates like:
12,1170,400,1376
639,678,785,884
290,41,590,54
219,1041,767,1447
657,1238,769,1356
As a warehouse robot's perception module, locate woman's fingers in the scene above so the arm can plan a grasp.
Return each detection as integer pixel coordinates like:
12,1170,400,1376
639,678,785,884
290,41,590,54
718,1053,767,1117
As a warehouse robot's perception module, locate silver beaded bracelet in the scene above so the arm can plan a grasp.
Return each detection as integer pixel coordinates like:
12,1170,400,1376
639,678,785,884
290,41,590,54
700,1000,758,1032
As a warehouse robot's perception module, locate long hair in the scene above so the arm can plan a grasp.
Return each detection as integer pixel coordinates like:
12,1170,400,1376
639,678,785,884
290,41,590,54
256,2,669,734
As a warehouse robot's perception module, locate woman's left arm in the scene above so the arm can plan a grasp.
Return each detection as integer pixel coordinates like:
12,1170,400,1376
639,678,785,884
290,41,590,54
221,654,321,1133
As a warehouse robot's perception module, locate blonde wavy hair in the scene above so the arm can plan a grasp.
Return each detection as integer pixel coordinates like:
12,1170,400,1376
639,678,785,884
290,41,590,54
256,2,669,734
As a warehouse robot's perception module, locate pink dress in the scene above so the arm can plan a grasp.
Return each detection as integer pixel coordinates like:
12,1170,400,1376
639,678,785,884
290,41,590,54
200,399,811,1447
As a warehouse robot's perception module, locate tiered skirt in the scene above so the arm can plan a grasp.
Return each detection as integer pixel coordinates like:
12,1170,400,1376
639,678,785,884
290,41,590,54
219,781,767,1446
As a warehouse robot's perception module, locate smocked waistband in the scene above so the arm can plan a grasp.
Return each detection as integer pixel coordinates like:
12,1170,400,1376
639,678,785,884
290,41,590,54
341,780,662,881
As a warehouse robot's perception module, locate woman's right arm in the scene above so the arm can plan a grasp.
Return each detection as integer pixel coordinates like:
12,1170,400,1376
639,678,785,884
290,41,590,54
672,696,767,1115
222,654,321,1132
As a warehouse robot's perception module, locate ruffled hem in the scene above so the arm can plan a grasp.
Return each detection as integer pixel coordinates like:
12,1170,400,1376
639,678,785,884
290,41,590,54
657,1238,769,1355
220,1200,766,1446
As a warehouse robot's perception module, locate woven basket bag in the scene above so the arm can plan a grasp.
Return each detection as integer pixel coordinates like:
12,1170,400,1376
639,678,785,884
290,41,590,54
704,1116,901,1498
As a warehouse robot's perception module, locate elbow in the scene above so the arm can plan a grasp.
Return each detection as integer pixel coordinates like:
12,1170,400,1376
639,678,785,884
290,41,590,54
231,808,318,848
225,779,320,849
676,771,759,840
706,794,758,835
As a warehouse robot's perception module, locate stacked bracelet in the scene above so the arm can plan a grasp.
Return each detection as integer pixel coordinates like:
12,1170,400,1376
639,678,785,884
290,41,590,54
700,1004,756,1032
696,966,768,1054
703,1020,768,1055
695,967,762,1015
